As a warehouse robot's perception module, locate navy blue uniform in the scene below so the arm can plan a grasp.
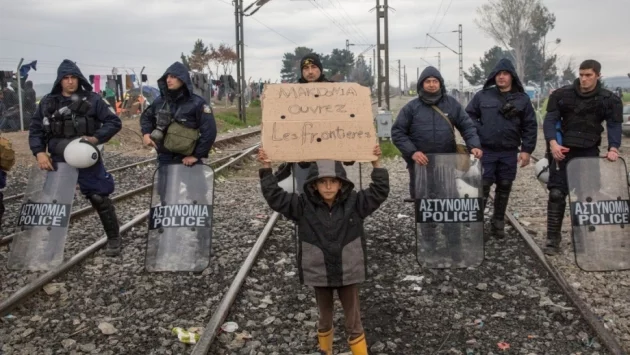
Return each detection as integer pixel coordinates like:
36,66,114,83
28,59,123,256
391,66,481,197
140,62,217,165
466,58,537,183
29,60,121,197
542,78,623,253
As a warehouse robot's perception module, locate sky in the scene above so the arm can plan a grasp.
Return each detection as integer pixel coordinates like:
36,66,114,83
0,0,628,93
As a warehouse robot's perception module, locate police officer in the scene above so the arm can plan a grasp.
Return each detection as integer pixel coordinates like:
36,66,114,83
466,58,537,238
543,59,623,255
392,66,483,200
29,59,123,256
140,61,217,167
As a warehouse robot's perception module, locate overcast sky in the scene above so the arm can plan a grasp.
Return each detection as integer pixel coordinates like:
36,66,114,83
0,0,627,92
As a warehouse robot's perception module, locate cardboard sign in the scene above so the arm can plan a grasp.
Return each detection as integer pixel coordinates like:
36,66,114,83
261,83,377,162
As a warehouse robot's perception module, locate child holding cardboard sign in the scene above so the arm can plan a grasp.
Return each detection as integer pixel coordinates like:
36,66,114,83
258,145,389,355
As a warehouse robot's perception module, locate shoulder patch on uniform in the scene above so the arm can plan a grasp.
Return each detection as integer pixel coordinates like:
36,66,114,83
203,104,213,114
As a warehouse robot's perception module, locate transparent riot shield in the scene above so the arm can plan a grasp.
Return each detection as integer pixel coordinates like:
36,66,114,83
146,163,214,272
8,163,79,271
414,154,484,269
567,157,630,272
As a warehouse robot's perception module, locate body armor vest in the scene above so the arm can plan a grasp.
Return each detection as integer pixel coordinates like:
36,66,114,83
558,88,610,149
45,95,99,139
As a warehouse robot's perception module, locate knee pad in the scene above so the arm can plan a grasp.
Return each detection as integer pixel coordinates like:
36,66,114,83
549,189,566,204
496,180,513,194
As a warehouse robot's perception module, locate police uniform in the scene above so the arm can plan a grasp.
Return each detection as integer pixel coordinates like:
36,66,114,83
140,62,217,207
466,58,538,238
28,59,123,256
542,79,623,254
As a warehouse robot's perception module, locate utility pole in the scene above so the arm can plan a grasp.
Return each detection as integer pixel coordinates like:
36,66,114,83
234,0,274,123
418,24,464,93
398,59,401,97
403,65,406,92
373,0,391,109
346,39,350,52
234,0,246,122
438,52,441,72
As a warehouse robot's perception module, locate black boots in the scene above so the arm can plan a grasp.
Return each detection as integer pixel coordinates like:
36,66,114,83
89,195,121,257
491,181,512,239
544,200,566,255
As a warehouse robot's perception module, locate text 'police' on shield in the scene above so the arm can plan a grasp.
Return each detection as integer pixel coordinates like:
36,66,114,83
18,203,71,227
571,200,630,226
149,204,212,230
416,198,483,223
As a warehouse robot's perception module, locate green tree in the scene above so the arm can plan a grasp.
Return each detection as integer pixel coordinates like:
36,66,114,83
180,53,191,71
186,39,210,72
325,49,355,80
348,55,374,88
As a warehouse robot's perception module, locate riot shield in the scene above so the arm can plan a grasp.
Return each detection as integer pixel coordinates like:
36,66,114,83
567,157,630,272
414,154,484,269
146,163,214,272
8,163,79,271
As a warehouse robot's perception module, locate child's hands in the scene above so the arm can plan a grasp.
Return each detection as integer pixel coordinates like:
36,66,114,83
258,148,271,168
372,144,382,168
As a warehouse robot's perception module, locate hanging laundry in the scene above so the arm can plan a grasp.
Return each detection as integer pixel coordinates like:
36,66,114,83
93,75,101,93
130,74,136,86
141,74,148,83
89,75,95,84
106,75,117,90
115,75,123,102
125,75,133,90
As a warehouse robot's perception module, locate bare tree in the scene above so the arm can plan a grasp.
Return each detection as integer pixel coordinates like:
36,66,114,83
474,0,541,79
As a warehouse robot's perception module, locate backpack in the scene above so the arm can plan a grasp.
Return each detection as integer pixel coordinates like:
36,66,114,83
0,136,16,172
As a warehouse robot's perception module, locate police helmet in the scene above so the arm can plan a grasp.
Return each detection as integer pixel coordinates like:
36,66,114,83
59,138,101,169
535,158,550,184
455,178,479,198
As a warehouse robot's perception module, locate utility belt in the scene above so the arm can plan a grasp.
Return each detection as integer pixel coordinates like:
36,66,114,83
49,115,99,139
562,130,600,149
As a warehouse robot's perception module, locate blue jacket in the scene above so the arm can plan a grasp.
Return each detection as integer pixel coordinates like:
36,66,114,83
391,66,481,166
465,58,537,153
140,62,217,163
28,60,122,161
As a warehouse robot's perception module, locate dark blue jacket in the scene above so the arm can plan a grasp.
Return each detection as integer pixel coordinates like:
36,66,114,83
28,60,122,161
140,62,217,163
465,58,537,154
391,66,481,166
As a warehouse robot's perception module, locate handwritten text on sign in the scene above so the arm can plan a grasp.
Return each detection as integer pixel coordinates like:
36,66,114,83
571,200,630,226
416,198,483,223
261,83,377,162
149,204,212,230
18,203,71,227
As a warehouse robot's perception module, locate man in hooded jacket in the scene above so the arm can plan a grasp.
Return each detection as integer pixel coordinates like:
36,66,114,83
140,61,217,166
29,59,123,256
391,66,483,199
465,58,537,238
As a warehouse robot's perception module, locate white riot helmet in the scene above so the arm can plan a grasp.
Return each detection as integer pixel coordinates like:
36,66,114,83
455,178,479,198
58,138,101,169
535,157,550,184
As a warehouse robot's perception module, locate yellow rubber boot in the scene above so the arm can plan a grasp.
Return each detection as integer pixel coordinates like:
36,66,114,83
348,333,368,355
317,328,334,355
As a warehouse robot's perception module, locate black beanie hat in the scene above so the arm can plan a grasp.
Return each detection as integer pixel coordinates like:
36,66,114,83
300,53,323,73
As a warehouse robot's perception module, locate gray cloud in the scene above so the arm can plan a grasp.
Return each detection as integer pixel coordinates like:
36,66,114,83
0,0,627,92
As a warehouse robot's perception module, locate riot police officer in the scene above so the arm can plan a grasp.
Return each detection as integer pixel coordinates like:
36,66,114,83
543,59,623,255
466,58,537,238
28,59,123,256
140,61,217,167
